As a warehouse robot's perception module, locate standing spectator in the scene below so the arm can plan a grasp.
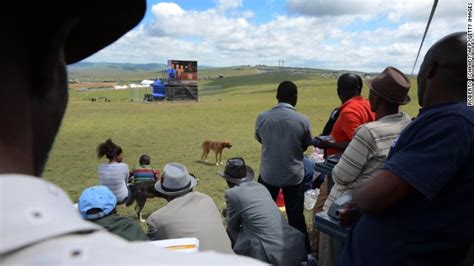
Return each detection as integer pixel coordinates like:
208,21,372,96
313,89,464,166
0,1,262,264
221,157,306,265
255,80,313,253
337,32,473,266
147,163,234,254
78,186,148,241
97,139,130,204
319,66,412,266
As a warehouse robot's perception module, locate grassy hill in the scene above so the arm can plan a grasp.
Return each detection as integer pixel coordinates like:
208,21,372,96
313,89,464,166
68,62,166,82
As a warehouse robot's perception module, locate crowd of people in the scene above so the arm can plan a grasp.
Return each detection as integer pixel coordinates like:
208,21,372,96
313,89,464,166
0,0,472,265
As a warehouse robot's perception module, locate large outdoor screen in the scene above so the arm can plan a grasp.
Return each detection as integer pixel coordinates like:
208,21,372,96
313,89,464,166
167,60,198,85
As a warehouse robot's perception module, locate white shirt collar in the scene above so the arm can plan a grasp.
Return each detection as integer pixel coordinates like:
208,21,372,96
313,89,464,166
0,175,101,255
275,102,295,110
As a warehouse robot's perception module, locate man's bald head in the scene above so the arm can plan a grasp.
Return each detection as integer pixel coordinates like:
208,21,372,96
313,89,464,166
337,73,362,103
417,32,467,107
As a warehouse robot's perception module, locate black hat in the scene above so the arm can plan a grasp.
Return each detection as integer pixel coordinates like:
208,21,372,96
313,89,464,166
17,1,146,64
67,0,146,64
218,157,255,184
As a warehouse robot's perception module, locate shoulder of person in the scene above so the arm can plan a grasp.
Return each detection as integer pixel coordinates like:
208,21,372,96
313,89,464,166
352,123,373,140
226,184,244,195
191,191,214,201
256,110,269,120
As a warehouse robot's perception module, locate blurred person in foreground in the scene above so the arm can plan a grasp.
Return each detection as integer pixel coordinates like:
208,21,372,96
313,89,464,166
337,32,474,266
0,1,262,264
318,66,412,266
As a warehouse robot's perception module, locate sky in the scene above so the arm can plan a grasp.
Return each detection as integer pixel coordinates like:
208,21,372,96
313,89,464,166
85,0,467,73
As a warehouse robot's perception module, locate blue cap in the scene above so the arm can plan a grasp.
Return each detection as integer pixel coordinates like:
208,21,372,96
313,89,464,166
78,186,117,220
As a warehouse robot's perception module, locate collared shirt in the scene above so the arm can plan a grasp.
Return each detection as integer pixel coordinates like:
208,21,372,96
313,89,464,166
0,175,265,265
255,103,313,187
324,112,412,210
338,102,474,266
328,96,375,155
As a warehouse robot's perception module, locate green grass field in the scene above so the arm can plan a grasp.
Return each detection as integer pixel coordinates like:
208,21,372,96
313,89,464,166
44,69,421,225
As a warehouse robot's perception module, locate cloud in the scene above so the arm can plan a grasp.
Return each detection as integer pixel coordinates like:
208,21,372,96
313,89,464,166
86,0,467,73
286,0,382,17
217,0,243,12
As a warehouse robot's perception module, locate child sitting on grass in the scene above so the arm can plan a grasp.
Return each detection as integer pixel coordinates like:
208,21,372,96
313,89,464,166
129,154,160,183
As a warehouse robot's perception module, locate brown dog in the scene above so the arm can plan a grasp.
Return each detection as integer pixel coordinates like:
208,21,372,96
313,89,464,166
201,140,232,165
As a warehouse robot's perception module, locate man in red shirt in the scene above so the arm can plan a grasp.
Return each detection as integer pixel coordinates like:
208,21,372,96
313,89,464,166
311,73,375,260
315,73,375,155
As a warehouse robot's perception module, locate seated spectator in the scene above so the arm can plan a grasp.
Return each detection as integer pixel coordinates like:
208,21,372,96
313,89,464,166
127,155,162,222
311,73,374,259
220,157,306,265
97,139,130,204
318,66,412,266
147,163,234,254
337,32,473,266
129,154,160,183
78,186,148,241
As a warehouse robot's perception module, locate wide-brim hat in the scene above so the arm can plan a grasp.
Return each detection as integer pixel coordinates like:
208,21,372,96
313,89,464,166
366,67,411,105
21,1,146,64
78,186,117,220
155,163,198,196
218,157,255,184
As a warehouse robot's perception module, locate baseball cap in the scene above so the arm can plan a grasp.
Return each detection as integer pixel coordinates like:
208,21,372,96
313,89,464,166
78,186,117,220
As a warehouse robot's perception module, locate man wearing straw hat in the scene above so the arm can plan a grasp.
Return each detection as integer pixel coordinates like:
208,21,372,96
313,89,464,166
147,163,234,254
220,157,306,265
318,66,412,266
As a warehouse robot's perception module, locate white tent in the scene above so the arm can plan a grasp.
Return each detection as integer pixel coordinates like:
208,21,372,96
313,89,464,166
141,79,154,85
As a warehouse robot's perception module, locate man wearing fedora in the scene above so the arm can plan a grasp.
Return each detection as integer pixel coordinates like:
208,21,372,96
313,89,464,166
0,1,262,264
337,32,474,266
220,157,307,265
147,163,234,254
318,66,412,266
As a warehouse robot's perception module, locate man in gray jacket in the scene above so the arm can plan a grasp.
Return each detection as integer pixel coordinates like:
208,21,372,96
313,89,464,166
220,157,307,265
147,163,234,254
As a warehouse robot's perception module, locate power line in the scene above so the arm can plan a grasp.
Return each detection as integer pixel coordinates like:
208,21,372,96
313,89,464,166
412,0,439,75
